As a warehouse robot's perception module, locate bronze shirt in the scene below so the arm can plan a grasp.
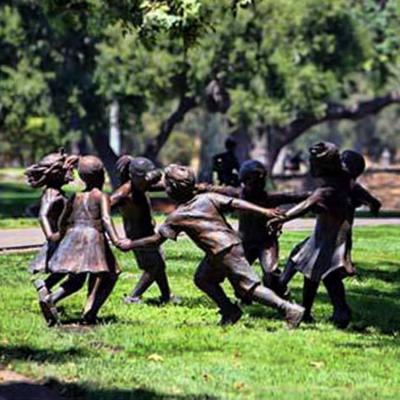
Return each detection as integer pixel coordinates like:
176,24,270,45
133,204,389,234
158,193,242,256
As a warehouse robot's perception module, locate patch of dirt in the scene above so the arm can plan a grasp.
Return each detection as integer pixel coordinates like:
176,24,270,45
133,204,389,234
0,369,65,400
359,172,400,210
274,169,400,210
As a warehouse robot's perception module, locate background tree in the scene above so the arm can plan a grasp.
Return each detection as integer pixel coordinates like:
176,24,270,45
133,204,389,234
1,0,400,180
199,0,400,170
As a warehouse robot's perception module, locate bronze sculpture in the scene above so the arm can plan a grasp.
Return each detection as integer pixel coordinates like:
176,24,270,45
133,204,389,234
25,150,76,325
197,159,308,293
110,156,174,304
277,148,381,326
41,156,123,325
119,164,305,328
269,142,380,328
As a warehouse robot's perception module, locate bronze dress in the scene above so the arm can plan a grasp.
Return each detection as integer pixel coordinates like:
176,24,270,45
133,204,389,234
291,185,353,282
286,182,378,279
29,188,67,273
48,191,118,274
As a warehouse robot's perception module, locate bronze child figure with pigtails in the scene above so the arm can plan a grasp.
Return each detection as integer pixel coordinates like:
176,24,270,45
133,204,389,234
25,149,77,325
277,147,381,327
42,156,124,325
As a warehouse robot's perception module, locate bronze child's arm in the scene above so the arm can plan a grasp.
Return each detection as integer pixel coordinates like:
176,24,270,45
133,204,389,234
352,183,381,216
119,232,167,252
101,193,123,246
39,190,62,242
57,196,74,241
110,182,129,208
229,198,282,219
268,189,328,227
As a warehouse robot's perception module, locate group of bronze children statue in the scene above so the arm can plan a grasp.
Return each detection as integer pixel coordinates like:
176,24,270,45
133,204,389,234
25,141,381,330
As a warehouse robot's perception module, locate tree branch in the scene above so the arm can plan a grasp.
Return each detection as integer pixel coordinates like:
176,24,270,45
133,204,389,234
280,90,400,145
262,90,400,171
143,95,197,161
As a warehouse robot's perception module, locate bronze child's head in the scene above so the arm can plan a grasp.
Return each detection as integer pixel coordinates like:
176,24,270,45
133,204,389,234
78,155,105,189
164,164,196,203
341,150,366,180
309,142,343,178
129,157,161,192
239,160,267,194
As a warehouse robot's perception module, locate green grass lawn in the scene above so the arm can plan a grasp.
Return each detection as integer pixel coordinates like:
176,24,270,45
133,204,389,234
0,226,399,399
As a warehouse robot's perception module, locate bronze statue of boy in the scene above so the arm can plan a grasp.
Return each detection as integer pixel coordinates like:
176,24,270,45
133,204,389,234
119,164,305,328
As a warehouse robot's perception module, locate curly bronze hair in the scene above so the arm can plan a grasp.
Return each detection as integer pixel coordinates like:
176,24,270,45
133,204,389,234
25,149,77,188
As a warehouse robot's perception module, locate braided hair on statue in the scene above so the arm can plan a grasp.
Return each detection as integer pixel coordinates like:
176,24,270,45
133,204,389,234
116,155,134,184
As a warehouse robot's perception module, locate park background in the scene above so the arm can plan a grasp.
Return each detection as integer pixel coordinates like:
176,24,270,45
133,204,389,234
0,1,400,399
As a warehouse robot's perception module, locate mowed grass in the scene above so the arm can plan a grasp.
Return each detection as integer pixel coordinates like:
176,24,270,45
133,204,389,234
0,226,399,399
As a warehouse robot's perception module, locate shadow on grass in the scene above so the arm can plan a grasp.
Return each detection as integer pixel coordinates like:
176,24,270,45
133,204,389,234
144,295,215,310
0,182,41,218
0,379,220,400
55,380,219,400
59,314,121,326
356,261,400,285
0,344,87,364
337,335,399,350
0,199,35,218
348,289,400,334
264,262,400,334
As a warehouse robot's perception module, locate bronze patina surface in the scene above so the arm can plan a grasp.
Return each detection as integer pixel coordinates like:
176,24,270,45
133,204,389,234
111,156,172,304
120,164,305,328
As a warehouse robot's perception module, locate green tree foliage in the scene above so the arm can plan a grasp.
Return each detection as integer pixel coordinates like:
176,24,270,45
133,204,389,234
0,0,208,178
1,0,400,173
218,0,400,165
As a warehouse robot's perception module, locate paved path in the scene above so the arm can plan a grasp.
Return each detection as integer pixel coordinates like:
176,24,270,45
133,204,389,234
0,219,398,253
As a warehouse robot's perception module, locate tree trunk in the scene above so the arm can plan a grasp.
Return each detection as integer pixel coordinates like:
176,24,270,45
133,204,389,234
109,99,121,156
264,125,286,173
198,111,228,182
143,96,197,162
89,131,119,188
272,145,289,175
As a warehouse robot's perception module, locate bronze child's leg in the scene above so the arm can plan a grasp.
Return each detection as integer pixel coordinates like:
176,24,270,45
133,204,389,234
82,273,118,324
40,274,87,326
194,256,242,325
323,270,351,328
